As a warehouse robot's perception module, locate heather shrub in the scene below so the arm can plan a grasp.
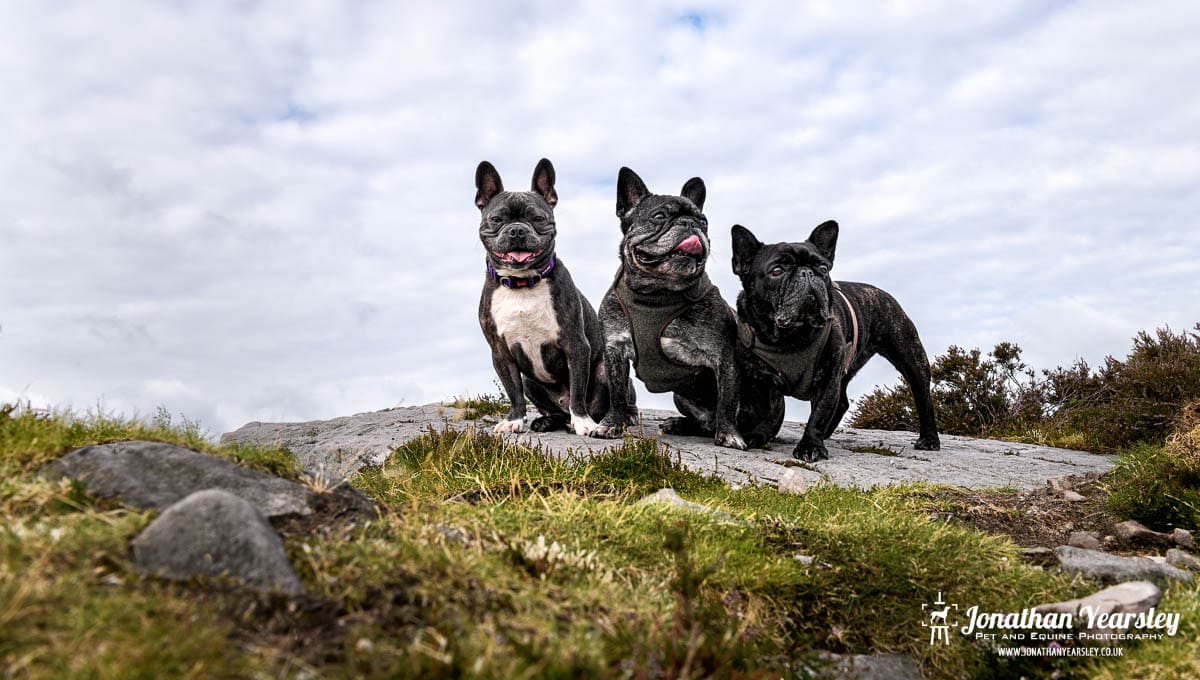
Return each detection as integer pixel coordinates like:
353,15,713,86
849,323,1200,453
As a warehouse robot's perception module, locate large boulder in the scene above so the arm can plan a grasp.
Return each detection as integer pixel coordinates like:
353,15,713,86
43,440,312,517
131,489,305,595
222,403,1116,491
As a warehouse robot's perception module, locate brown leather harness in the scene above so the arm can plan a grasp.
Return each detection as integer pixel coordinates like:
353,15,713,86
736,282,859,397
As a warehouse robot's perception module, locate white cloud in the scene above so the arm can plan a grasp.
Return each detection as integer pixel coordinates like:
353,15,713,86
1,1,1197,435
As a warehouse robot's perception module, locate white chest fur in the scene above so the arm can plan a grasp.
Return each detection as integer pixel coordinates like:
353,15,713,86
491,284,561,382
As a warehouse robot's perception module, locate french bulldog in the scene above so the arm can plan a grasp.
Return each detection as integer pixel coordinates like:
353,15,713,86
475,158,610,435
591,167,783,449
731,221,941,461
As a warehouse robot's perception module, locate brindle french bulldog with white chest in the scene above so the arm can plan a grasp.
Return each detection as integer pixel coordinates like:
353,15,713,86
475,159,615,435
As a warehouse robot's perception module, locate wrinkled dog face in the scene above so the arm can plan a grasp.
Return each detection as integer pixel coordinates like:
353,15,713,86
732,221,839,331
616,167,710,289
476,159,559,272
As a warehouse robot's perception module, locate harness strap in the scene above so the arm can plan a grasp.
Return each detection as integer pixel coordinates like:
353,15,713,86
832,283,858,375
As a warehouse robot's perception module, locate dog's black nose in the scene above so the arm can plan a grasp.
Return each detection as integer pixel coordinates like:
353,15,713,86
507,223,530,237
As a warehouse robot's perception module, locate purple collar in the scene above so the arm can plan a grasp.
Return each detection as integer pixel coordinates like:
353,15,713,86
487,254,556,288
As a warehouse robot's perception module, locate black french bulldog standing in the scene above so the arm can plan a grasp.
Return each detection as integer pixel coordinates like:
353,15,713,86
591,167,783,449
731,221,941,461
475,159,611,435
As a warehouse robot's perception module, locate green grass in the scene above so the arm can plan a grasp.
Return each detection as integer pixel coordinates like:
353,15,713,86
1104,425,1200,532
3,402,1198,678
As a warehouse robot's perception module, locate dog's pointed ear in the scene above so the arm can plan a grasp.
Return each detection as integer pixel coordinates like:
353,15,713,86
616,167,649,218
681,177,706,211
808,220,839,263
731,224,762,276
531,158,557,208
475,161,504,210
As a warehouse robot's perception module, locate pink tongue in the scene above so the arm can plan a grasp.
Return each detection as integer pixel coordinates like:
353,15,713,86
505,251,535,263
674,235,704,255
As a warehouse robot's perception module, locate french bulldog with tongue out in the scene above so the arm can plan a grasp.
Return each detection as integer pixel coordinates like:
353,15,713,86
590,167,783,449
475,159,613,435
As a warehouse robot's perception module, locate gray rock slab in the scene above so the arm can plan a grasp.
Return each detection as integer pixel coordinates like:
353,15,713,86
220,403,1115,490
815,653,924,680
43,440,311,518
1054,546,1194,584
131,489,304,595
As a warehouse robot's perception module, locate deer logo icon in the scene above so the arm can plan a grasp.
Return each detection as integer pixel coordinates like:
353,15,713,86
921,593,959,646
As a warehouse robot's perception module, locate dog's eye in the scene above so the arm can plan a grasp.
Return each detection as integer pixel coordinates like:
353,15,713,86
818,264,829,275
532,215,546,223
651,211,667,220
489,216,503,224
770,266,784,277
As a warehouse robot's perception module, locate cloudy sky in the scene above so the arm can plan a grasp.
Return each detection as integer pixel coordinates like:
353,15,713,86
2,1,1197,436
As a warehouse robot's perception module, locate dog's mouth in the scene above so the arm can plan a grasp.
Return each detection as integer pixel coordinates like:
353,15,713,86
494,249,543,264
633,234,706,269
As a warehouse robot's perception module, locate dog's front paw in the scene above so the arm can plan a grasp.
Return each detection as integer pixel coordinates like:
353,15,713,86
714,431,747,450
493,417,527,434
590,416,626,439
792,440,829,462
660,416,703,436
571,414,601,436
914,433,941,451
530,414,569,432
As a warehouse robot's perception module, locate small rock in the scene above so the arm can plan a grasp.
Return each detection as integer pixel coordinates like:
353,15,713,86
1172,528,1195,549
794,554,815,566
777,469,808,495
434,524,472,545
1113,519,1169,544
1035,581,1161,636
1062,490,1086,502
1068,531,1102,550
1019,546,1056,565
132,489,304,595
1054,546,1193,584
1166,548,1200,572
814,652,923,680
637,488,734,521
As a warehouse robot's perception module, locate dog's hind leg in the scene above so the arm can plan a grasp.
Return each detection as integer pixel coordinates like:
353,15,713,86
661,390,716,437
878,320,941,451
523,378,570,432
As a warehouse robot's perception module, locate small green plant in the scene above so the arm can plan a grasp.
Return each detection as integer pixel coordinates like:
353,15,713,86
447,383,511,419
